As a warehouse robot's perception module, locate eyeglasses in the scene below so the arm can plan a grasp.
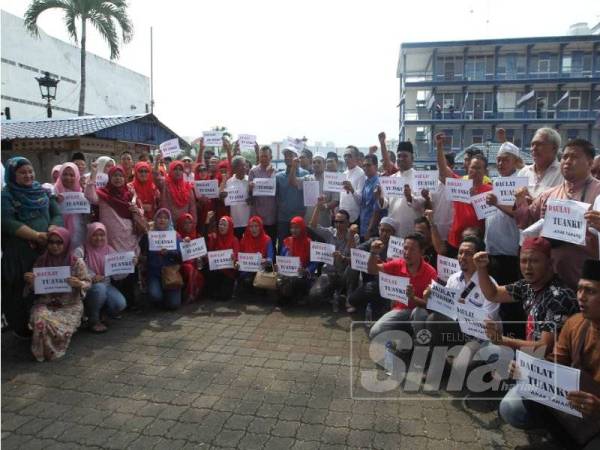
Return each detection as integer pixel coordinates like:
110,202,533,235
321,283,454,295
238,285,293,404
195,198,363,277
334,220,346,224
47,240,63,246
138,169,149,174
343,154,352,159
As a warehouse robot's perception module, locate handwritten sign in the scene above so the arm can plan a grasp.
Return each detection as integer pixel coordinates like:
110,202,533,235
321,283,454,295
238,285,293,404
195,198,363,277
238,252,262,272
516,350,582,417
238,134,256,150
350,248,370,273
60,192,90,214
194,180,219,199
277,256,301,277
310,241,335,265
252,178,276,197
493,176,529,206
104,252,135,277
437,255,459,282
159,138,181,158
378,272,409,305
412,170,439,192
33,266,71,295
427,281,459,320
203,131,224,147
456,303,488,341
386,236,404,259
224,183,248,206
542,199,590,246
95,173,108,188
208,249,234,271
303,180,320,207
379,176,405,197
180,237,207,261
323,171,346,193
148,230,177,251
471,192,496,220
447,178,473,204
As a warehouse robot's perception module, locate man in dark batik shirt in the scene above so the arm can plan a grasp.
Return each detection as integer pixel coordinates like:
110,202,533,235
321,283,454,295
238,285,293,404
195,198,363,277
473,237,578,355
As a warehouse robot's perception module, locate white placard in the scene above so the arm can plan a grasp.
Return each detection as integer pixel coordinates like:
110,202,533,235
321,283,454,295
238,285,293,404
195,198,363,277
323,171,346,193
238,252,262,272
516,350,582,418
104,251,135,277
285,137,305,152
95,173,108,188
303,180,320,207
456,302,489,341
447,178,473,203
277,255,301,277
386,236,404,259
427,281,459,320
224,183,248,205
310,241,335,265
60,192,90,214
208,249,234,270
378,272,410,305
350,248,370,273
180,237,207,261
412,170,439,192
203,131,224,147
379,176,405,197
252,178,276,197
437,255,459,282
492,176,529,206
542,199,590,246
194,180,219,199
33,266,71,295
238,134,256,150
471,192,497,220
159,138,181,158
148,230,177,251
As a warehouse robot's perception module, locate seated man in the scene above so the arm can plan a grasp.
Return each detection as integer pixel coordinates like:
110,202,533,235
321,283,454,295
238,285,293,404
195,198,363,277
499,259,600,449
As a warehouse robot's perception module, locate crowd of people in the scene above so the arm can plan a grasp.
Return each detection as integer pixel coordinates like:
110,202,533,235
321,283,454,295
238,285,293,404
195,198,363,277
1,127,600,447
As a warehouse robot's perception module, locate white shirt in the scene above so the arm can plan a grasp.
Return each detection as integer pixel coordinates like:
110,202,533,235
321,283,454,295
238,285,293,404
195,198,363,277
517,159,563,199
446,271,500,321
431,182,453,241
226,175,250,228
183,172,195,183
339,166,366,223
380,168,424,238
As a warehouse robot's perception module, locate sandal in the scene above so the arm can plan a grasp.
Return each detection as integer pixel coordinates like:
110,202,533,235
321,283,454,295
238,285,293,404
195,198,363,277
90,323,108,333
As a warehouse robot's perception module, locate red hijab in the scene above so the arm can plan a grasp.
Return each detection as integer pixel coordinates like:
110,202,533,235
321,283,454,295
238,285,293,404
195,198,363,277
131,162,156,206
166,161,192,208
97,165,134,219
176,213,198,239
215,160,231,184
194,163,210,181
210,216,238,251
240,216,271,256
283,216,311,267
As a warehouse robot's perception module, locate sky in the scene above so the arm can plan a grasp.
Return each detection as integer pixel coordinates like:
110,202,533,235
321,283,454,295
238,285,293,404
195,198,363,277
1,0,598,146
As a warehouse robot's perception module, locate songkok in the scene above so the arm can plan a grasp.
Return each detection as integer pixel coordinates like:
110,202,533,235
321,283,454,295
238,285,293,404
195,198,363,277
498,142,520,158
581,259,600,281
521,237,551,258
380,217,398,233
397,141,413,154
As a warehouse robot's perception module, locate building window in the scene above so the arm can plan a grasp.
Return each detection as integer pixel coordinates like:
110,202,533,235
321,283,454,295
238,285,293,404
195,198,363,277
569,93,581,110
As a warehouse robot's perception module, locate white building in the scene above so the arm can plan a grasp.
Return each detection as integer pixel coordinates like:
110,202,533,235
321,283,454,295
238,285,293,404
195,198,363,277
1,10,150,120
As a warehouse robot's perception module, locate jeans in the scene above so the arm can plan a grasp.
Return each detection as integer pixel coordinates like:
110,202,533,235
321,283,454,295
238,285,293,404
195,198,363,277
84,282,127,324
147,275,181,310
369,307,428,340
499,385,545,429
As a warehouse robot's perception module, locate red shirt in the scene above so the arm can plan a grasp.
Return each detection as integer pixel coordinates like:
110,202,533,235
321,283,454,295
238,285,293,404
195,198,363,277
382,258,437,310
447,175,492,248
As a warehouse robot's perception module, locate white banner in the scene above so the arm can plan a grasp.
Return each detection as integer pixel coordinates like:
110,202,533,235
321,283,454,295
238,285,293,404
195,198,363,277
238,134,256,150
159,138,181,158
33,266,72,294
492,177,529,206
238,252,262,272
194,180,220,199
516,89,535,107
412,170,439,192
541,199,590,246
386,236,404,259
148,230,177,251
252,178,276,197
516,350,582,417
350,248,370,273
95,173,108,188
310,241,335,265
456,302,489,341
379,176,406,197
437,255,459,282
471,192,497,220
378,272,410,305
224,183,248,205
208,249,234,270
203,131,224,147
60,191,90,214
180,237,207,261
303,180,320,207
277,255,301,277
427,281,459,320
323,171,346,193
446,178,473,203
104,251,135,277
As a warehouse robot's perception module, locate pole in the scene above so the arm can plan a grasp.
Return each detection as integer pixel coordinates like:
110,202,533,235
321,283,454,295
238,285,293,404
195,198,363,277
150,26,154,114
47,98,52,118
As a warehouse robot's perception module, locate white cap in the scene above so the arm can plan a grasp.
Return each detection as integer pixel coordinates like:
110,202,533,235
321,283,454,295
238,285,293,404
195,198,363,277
313,152,326,161
498,142,520,158
282,146,299,156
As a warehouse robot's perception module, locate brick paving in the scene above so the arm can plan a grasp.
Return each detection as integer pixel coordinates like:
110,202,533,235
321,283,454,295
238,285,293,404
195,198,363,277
2,299,561,449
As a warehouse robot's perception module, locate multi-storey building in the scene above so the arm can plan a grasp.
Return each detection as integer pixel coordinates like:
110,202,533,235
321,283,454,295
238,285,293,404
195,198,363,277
397,33,600,161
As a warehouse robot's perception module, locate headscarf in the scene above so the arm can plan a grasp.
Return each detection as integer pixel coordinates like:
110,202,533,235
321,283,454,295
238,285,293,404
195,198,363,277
194,163,210,181
165,161,192,208
51,165,62,181
4,157,49,215
212,216,236,251
153,208,174,231
97,165,134,219
521,237,551,258
240,216,271,256
53,162,83,234
283,216,311,267
215,160,231,184
34,227,74,268
131,161,156,207
176,212,197,239
96,156,116,174
83,222,115,276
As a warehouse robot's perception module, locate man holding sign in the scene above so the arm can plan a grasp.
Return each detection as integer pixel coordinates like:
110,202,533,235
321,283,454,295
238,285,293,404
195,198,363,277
340,146,366,224
249,146,277,243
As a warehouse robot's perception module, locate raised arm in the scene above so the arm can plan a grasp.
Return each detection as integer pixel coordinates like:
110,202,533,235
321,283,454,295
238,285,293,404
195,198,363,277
223,137,233,166
367,239,386,274
379,132,394,174
288,158,301,188
434,132,453,183
195,137,205,164
472,252,514,303
424,209,447,256
84,161,100,205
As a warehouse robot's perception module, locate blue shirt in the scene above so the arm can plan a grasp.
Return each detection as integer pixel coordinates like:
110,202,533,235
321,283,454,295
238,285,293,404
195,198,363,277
276,167,309,222
359,175,380,238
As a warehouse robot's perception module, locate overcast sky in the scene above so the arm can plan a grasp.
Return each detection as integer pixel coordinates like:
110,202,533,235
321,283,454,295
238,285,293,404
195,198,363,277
2,0,598,146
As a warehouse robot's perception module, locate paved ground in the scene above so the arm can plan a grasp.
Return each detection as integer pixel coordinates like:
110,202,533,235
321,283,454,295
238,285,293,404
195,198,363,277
2,298,561,449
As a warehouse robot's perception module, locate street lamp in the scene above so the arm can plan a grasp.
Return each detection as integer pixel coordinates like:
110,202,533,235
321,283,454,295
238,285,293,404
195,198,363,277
35,71,59,118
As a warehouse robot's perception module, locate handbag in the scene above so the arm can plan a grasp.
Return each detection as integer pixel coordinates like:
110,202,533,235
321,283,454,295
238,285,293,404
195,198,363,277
253,270,278,290
161,264,183,290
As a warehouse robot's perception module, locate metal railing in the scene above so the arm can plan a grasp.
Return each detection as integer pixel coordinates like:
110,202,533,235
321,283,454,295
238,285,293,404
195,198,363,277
403,108,598,121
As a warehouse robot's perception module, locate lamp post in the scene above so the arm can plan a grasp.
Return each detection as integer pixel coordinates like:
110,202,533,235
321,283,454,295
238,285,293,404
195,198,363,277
35,71,59,118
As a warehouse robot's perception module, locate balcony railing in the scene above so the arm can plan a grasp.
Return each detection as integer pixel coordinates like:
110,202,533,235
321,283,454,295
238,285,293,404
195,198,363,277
404,70,598,83
404,108,599,121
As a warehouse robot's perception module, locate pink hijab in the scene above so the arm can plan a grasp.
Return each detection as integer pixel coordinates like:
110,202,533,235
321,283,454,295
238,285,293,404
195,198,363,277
54,162,82,234
83,222,115,276
34,227,75,268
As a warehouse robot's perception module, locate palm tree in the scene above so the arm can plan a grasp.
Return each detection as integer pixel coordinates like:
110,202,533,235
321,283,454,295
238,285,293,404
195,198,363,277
24,0,133,116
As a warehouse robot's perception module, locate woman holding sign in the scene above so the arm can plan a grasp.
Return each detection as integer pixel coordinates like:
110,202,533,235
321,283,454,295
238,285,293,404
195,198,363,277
23,227,90,362
235,216,275,296
155,160,197,226
205,215,239,301
176,213,205,304
129,161,160,220
2,157,63,338
54,163,87,251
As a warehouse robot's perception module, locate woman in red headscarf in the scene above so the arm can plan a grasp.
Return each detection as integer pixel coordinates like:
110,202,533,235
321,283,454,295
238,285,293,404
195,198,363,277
204,215,239,300
176,213,205,303
155,160,197,226
129,161,160,220
235,216,275,296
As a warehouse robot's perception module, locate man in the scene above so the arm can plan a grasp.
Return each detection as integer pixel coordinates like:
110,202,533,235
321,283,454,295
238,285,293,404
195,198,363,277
359,154,381,240
224,156,250,238
248,146,277,242
368,232,437,339
377,132,424,238
120,151,134,182
299,149,313,173
340,146,366,224
592,155,600,180
181,156,195,183
304,153,338,228
414,217,437,268
326,153,338,173
276,146,309,248
514,139,600,289
499,259,600,449
517,127,563,198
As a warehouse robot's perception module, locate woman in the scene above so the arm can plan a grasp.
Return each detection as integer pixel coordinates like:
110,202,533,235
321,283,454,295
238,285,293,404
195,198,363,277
1,157,63,337
54,162,87,250
95,156,116,175
42,164,62,194
193,163,213,236
176,213,205,304
205,215,239,300
129,161,160,220
236,216,274,296
156,160,197,225
23,227,90,362
76,223,127,333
